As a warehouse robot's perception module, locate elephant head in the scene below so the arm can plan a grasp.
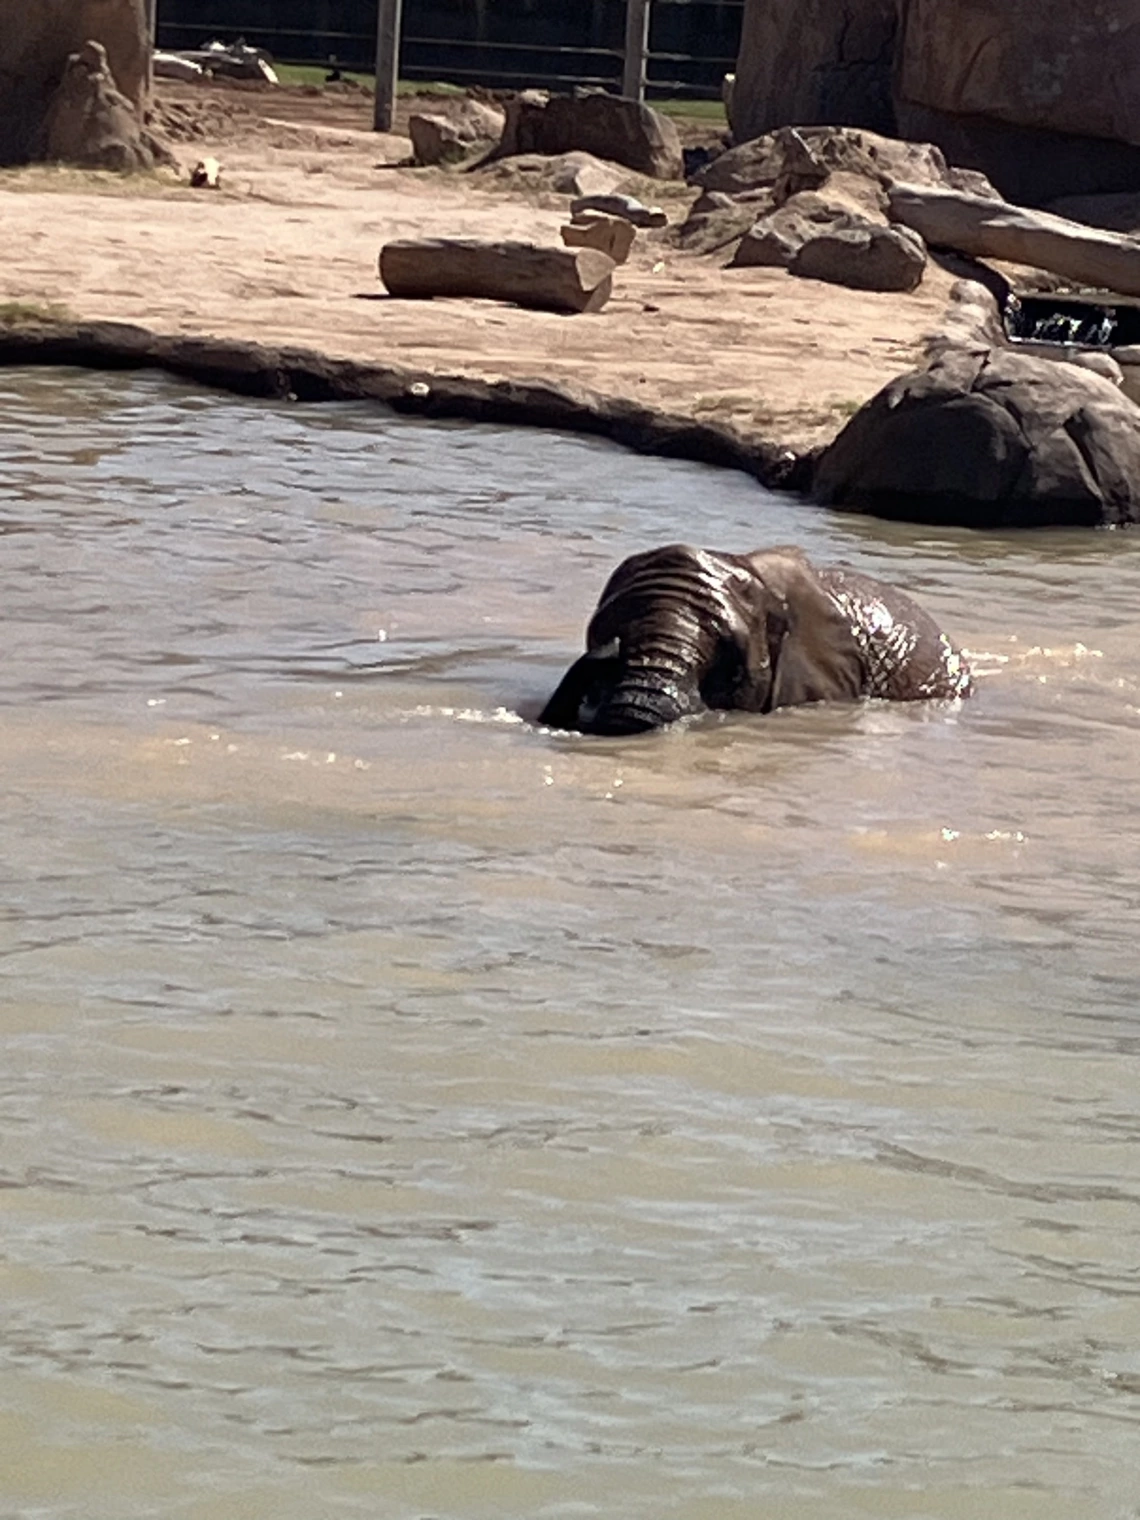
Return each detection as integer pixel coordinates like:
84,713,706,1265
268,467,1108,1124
539,543,970,735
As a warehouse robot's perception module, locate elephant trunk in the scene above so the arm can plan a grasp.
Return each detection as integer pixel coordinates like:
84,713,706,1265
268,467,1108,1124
587,627,707,734
590,670,693,734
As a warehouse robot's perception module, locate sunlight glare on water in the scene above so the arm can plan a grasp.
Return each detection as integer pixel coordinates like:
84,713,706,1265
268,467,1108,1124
2,369,1140,1519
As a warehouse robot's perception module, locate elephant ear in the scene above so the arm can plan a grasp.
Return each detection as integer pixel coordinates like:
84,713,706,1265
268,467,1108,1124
740,547,866,710
539,651,622,730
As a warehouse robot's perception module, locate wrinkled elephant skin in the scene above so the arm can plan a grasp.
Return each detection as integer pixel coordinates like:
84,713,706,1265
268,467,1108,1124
540,543,971,735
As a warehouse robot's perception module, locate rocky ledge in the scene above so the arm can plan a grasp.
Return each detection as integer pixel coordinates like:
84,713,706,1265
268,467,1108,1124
0,317,809,492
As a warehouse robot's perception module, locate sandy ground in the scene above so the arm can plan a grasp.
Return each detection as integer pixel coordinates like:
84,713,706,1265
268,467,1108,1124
0,79,960,451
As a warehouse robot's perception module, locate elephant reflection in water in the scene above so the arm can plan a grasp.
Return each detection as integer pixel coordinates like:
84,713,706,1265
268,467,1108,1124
540,543,971,736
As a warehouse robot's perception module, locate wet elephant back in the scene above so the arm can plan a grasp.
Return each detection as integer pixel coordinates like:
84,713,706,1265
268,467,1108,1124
817,565,971,700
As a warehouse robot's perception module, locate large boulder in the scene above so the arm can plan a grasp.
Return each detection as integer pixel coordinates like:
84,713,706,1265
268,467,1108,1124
485,90,683,181
43,40,170,172
0,0,149,165
893,0,1140,204
730,0,898,144
895,0,1140,151
813,346,1140,528
729,0,1140,206
789,222,927,292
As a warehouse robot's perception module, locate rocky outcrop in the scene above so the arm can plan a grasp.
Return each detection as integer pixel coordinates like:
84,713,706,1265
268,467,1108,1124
894,1,1140,204
712,129,929,292
813,346,1140,528
43,40,171,172
409,100,504,167
483,90,683,181
696,125,981,201
730,0,897,144
789,222,926,292
0,0,149,165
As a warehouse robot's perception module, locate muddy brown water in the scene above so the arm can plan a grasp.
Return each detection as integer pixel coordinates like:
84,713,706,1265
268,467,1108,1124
3,368,1140,1519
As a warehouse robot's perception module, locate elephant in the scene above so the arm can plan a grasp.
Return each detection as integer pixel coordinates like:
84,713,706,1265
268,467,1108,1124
540,543,971,735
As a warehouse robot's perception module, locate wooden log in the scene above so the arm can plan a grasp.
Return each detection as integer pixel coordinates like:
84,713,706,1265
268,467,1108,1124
379,239,615,314
888,183,1140,298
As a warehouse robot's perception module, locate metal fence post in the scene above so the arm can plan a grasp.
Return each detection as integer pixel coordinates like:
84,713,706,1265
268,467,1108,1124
622,0,651,101
146,0,158,95
373,0,402,132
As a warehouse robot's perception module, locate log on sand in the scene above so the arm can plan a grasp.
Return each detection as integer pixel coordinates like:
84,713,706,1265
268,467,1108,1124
888,183,1140,298
379,239,615,314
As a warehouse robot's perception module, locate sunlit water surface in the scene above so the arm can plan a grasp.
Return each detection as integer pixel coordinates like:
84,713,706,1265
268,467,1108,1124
2,369,1140,1520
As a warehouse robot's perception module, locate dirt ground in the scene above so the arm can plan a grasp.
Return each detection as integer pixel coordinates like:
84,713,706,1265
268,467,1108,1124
0,78,960,451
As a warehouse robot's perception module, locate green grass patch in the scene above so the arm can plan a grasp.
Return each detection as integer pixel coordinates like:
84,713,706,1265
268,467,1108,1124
270,65,726,125
272,64,468,96
0,300,74,325
652,97,727,126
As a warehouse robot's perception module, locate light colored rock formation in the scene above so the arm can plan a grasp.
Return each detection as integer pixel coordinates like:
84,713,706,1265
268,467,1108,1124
696,125,972,201
732,188,927,292
0,0,149,165
470,150,630,200
561,212,637,264
485,90,683,181
789,223,926,292
888,184,1140,299
814,345,1140,528
409,99,504,167
568,194,667,229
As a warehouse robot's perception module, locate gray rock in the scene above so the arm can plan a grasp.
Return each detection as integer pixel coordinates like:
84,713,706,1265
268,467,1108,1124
42,39,173,172
730,0,897,142
0,0,150,166
789,222,926,291
488,91,683,181
731,188,925,292
813,345,1140,528
409,99,504,166
698,125,959,198
568,193,667,228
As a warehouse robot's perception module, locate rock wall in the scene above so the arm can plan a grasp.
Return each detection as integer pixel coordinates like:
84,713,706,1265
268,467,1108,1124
894,0,1140,149
732,0,1140,203
893,0,1140,203
729,0,898,144
0,0,149,165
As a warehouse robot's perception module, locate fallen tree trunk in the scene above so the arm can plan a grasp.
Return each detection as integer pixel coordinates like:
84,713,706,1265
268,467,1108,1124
888,183,1140,297
379,239,615,315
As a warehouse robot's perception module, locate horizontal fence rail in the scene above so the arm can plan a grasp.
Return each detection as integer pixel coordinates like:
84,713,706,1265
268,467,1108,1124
157,0,743,99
